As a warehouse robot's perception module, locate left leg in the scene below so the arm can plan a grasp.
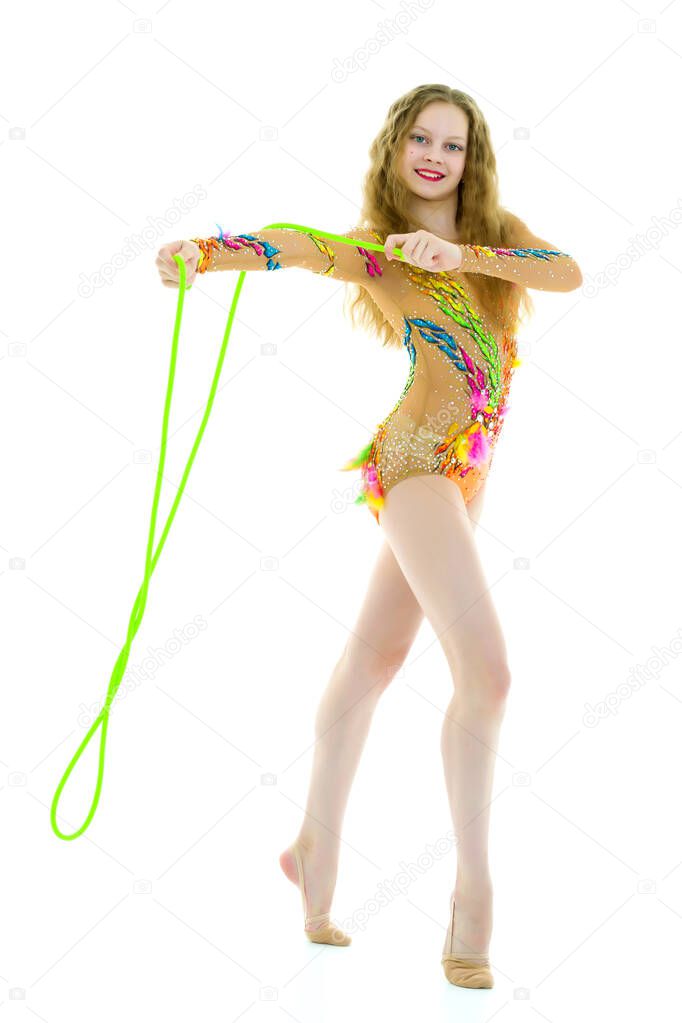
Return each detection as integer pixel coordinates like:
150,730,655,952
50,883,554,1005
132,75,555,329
465,478,487,533
378,473,509,961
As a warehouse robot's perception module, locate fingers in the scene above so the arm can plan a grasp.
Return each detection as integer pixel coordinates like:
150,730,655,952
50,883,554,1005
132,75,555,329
384,231,442,270
156,258,176,277
156,250,178,284
156,241,197,287
384,233,407,261
176,242,198,269
384,230,429,263
413,238,428,263
157,241,181,266
158,269,179,288
156,257,179,285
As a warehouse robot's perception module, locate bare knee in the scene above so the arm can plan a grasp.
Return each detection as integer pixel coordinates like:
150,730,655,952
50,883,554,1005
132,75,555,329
342,638,409,694
450,655,511,704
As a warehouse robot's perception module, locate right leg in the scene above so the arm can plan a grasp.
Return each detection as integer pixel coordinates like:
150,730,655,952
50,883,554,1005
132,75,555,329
280,536,424,929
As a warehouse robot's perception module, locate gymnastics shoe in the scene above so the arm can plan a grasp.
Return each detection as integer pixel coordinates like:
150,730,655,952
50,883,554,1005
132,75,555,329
441,890,494,988
281,841,352,946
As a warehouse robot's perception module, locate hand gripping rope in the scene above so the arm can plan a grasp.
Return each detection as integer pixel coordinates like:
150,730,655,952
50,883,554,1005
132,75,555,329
49,223,405,841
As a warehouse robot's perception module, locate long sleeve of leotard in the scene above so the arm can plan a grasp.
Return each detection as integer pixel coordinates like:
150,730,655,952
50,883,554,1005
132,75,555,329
189,225,383,286
456,218,582,292
456,243,581,291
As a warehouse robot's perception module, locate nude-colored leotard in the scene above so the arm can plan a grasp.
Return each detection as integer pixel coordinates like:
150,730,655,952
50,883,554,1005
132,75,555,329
190,224,581,524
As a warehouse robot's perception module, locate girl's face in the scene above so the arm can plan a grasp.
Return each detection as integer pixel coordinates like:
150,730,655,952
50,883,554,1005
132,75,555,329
397,101,468,199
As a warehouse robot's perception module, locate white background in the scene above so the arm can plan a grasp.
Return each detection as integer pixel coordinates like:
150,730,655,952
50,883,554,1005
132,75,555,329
2,0,682,1018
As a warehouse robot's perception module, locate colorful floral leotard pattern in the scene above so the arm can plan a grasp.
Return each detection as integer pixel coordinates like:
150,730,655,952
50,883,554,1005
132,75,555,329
190,224,581,524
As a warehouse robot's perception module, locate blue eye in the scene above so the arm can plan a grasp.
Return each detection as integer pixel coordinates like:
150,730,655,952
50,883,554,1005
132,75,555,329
410,134,462,152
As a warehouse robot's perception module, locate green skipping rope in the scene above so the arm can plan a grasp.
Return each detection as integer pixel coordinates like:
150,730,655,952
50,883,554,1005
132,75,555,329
50,223,405,841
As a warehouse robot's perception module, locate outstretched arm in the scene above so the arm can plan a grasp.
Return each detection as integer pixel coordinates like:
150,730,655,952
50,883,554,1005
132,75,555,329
189,225,385,286
455,215,582,292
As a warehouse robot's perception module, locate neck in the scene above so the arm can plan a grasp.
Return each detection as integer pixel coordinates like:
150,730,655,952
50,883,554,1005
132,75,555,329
406,194,459,242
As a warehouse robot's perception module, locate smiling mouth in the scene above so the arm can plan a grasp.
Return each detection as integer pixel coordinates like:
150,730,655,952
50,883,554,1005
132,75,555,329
415,169,445,181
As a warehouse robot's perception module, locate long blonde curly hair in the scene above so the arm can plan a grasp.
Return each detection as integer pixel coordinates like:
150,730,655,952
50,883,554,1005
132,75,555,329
343,83,535,350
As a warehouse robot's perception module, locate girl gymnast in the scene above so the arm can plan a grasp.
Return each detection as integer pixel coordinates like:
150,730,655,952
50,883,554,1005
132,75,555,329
156,82,582,989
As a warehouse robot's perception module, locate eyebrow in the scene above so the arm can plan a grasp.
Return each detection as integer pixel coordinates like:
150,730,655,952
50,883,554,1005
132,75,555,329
411,125,466,141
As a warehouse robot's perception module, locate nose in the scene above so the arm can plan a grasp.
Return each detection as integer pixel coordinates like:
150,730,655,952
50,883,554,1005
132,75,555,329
422,152,443,167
